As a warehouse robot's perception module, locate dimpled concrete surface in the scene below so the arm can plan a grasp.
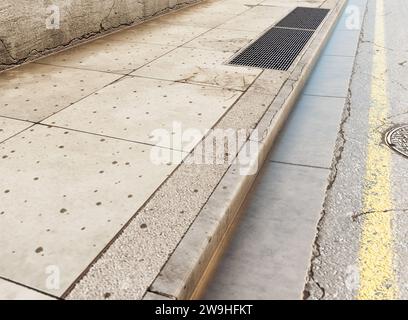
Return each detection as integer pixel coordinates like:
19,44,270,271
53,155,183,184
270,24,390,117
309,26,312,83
103,22,209,47
37,40,175,75
0,118,32,143
0,64,121,122
0,125,184,295
42,77,242,152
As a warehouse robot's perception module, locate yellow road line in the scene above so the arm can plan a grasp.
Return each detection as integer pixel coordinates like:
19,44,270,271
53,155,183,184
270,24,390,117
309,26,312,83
357,0,397,299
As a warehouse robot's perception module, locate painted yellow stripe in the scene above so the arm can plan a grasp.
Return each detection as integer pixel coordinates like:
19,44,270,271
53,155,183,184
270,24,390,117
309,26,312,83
357,0,397,300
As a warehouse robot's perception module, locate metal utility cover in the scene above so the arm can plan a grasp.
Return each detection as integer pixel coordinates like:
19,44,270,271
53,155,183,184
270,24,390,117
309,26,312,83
276,7,330,30
386,125,408,158
230,28,313,71
228,7,329,71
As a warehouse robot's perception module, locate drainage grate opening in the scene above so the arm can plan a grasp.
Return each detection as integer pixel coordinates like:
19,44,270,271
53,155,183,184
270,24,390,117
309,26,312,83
276,7,330,30
230,28,313,71
386,125,408,158
228,7,329,71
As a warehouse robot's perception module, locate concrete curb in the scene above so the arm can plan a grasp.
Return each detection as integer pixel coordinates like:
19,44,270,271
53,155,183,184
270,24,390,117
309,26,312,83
145,0,347,300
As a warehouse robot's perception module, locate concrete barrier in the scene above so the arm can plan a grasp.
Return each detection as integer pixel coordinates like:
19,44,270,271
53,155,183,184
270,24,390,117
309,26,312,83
0,0,199,71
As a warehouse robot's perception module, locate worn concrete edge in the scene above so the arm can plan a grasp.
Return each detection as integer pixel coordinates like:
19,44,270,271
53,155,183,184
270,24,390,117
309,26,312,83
145,0,347,300
0,0,202,73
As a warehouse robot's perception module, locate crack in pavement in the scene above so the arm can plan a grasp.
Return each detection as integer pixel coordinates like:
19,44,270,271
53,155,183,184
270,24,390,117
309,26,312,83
351,208,408,222
304,2,369,299
303,87,353,300
360,40,396,52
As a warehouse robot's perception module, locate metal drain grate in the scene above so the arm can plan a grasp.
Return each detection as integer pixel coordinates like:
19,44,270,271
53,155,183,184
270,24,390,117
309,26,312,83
276,7,330,30
229,7,329,71
386,125,408,158
230,28,313,70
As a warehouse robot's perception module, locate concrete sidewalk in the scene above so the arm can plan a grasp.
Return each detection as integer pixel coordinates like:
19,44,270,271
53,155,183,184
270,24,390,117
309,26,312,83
0,0,341,299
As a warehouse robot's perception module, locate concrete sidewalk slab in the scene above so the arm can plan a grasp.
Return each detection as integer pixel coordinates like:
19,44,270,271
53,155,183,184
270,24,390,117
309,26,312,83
42,77,242,152
0,279,54,300
0,64,121,122
37,40,175,75
102,22,210,47
217,6,290,32
185,28,259,52
151,7,237,28
132,47,261,91
185,0,251,15
262,0,324,8
0,118,32,143
0,126,184,295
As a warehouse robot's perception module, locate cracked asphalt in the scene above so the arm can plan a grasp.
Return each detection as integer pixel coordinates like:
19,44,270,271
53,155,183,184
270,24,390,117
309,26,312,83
305,0,408,299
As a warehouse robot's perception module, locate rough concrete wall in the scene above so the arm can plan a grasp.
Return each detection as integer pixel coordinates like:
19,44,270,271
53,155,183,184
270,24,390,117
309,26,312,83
0,0,199,71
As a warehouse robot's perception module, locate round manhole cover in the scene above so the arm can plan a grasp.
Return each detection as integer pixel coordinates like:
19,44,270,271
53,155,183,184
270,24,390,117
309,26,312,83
386,125,408,158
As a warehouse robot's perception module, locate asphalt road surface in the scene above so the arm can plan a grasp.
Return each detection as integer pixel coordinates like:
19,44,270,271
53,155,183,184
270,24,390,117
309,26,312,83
306,0,408,300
